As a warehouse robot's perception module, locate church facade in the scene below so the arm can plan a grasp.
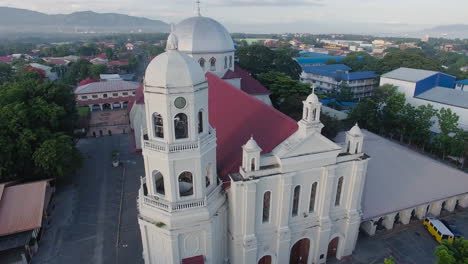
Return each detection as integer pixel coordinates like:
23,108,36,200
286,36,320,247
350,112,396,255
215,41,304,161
135,15,369,264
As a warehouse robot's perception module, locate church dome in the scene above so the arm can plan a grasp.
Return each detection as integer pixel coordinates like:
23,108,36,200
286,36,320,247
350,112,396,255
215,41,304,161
349,123,363,136
306,93,319,104
145,33,206,88
174,16,235,54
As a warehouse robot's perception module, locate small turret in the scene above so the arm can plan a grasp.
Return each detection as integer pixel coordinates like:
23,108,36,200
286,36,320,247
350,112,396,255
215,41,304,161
346,123,364,154
242,136,262,172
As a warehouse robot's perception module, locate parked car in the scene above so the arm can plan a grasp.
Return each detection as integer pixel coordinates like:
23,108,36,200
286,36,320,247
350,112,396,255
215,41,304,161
441,219,464,239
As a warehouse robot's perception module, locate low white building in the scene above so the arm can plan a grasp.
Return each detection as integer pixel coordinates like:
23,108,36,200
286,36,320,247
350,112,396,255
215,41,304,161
380,67,468,130
29,63,58,81
74,80,139,111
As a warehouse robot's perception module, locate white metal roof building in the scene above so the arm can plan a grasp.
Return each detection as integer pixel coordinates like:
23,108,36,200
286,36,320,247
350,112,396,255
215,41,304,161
336,130,468,236
74,80,139,95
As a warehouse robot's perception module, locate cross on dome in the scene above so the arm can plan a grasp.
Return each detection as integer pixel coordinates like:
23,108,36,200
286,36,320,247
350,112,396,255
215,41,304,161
196,0,201,16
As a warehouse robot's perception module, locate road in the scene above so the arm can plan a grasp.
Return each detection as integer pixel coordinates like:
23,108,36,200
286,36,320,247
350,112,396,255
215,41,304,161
330,209,468,264
33,135,144,264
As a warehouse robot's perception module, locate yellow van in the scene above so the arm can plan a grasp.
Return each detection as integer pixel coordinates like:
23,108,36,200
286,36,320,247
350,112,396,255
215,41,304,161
423,217,454,243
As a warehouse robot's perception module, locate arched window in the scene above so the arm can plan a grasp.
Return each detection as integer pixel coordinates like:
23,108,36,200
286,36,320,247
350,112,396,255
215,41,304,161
304,107,309,120
205,164,211,187
335,177,343,206
312,109,317,121
153,113,164,138
178,171,193,196
209,57,216,71
251,158,256,171
229,56,233,68
199,58,205,69
309,182,317,212
224,56,228,69
153,170,165,195
198,110,203,134
258,255,272,264
174,113,188,139
347,141,350,153
262,191,271,223
292,186,300,217
355,142,359,154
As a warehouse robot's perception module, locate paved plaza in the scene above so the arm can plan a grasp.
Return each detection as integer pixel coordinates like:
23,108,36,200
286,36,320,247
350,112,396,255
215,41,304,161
32,134,143,264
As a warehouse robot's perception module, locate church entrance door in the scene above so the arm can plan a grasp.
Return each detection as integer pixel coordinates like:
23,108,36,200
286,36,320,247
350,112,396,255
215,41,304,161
289,238,310,264
258,255,272,264
327,237,339,260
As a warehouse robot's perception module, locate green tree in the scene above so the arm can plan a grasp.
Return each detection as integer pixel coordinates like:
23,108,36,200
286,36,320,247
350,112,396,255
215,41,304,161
320,114,341,139
0,62,12,85
64,59,92,85
89,64,108,79
236,44,302,79
435,108,460,159
105,47,114,60
336,82,355,102
343,52,379,72
377,50,442,74
257,72,311,119
435,238,468,264
0,72,81,181
380,91,406,136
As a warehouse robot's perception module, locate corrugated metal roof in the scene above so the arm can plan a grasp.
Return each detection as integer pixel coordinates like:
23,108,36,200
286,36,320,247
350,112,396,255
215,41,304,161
0,181,48,236
303,64,351,73
336,130,468,220
416,87,468,109
75,80,140,95
381,67,439,83
303,64,378,81
456,79,468,85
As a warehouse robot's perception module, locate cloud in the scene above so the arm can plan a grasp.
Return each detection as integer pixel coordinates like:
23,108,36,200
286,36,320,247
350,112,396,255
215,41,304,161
202,0,324,6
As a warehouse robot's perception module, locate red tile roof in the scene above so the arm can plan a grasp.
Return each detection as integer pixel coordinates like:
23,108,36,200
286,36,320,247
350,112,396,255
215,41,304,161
207,73,298,182
0,180,49,236
79,78,100,86
223,65,271,95
96,53,107,59
0,56,13,63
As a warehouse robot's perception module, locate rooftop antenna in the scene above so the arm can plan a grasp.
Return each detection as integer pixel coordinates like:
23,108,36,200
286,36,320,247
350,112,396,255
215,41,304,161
196,0,201,16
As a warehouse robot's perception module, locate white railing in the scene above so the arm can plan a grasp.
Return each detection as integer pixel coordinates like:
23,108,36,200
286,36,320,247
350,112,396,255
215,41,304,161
143,195,206,212
144,141,166,152
169,142,198,152
143,131,216,154
140,182,224,213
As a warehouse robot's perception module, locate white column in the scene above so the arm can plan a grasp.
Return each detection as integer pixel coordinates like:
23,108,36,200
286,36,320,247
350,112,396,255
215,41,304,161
444,198,457,212
428,201,442,217
88,105,93,112
415,205,428,220
121,102,124,108
243,181,257,264
382,213,397,230
399,209,412,225
99,103,103,111
360,219,378,236
316,166,336,264
458,194,468,208
275,174,293,264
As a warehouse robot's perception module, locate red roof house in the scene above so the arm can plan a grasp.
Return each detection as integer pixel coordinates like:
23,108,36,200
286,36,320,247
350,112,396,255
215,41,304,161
223,65,271,95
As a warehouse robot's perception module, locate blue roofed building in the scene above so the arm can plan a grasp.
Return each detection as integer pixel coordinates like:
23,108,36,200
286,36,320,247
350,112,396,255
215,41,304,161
380,67,468,131
294,55,345,66
455,79,468,91
300,64,379,99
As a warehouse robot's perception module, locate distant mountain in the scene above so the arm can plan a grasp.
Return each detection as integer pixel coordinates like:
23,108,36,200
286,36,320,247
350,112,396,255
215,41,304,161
0,7,170,34
423,24,468,38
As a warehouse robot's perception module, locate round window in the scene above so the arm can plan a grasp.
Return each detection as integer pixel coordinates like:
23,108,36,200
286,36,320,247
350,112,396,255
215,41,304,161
174,97,187,109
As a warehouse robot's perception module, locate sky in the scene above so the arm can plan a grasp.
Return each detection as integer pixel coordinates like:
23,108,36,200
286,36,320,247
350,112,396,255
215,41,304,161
0,0,467,34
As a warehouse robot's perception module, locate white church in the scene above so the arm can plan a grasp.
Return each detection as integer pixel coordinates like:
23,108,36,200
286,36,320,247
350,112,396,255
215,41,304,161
132,14,370,264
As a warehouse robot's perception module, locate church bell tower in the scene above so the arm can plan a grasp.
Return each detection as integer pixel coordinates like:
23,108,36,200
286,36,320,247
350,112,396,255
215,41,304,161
137,32,227,264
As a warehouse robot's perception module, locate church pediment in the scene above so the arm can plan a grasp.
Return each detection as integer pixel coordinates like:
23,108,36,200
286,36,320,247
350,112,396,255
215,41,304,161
272,130,341,159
